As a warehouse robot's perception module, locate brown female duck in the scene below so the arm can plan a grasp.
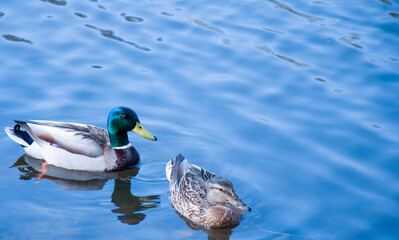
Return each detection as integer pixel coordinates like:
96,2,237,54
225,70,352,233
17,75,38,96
166,154,251,227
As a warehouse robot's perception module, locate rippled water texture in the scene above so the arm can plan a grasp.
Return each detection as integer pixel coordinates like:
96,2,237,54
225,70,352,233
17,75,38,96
1,0,399,239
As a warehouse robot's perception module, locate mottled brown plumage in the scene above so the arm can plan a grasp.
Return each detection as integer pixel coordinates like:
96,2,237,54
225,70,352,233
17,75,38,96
166,154,250,227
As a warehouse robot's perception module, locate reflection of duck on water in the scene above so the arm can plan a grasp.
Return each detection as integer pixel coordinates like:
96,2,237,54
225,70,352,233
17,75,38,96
11,154,160,225
176,211,235,240
112,179,160,225
11,155,110,190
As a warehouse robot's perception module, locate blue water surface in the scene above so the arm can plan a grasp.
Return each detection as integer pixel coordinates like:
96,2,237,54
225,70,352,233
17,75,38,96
0,0,399,239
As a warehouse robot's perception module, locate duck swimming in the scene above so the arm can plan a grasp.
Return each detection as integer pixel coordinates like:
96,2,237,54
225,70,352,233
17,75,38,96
166,154,250,228
4,107,157,172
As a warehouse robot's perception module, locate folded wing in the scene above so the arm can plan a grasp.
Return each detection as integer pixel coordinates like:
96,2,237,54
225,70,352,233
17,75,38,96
16,120,109,158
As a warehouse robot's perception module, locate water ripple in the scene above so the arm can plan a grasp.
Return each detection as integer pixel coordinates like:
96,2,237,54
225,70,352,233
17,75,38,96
40,0,67,6
97,4,106,10
380,0,393,6
84,24,150,51
261,27,286,35
314,77,327,82
389,12,399,19
340,33,363,49
192,19,225,34
121,13,144,23
255,44,310,67
161,12,174,17
2,34,33,44
311,1,330,6
74,12,87,18
265,0,324,22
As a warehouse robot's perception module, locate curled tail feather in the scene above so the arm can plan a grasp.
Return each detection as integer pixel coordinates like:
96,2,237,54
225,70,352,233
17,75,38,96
13,121,46,146
4,124,34,147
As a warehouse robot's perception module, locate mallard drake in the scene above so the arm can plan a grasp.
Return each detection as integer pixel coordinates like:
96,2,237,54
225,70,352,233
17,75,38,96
4,107,157,171
166,154,250,228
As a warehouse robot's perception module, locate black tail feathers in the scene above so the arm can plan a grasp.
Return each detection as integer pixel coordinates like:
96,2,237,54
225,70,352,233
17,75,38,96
175,154,185,163
13,124,34,145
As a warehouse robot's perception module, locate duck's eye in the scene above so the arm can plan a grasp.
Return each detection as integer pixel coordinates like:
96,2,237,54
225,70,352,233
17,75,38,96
120,115,128,119
218,188,225,193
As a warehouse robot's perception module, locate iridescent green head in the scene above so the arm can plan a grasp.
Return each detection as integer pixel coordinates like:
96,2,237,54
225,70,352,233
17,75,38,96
107,106,157,148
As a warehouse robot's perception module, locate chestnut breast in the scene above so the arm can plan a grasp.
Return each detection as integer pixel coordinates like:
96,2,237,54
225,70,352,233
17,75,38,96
114,146,139,170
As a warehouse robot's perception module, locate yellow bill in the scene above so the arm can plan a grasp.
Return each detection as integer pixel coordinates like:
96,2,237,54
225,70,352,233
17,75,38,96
133,123,157,141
